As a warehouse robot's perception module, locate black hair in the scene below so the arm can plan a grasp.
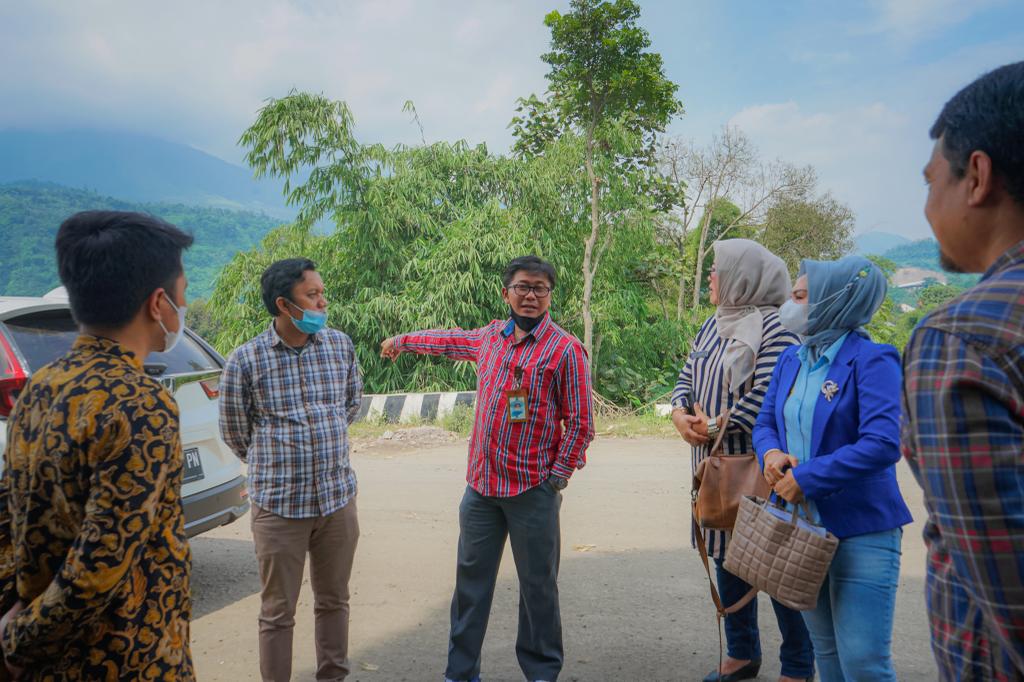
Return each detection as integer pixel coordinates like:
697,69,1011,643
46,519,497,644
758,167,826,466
502,255,557,288
260,258,317,316
55,211,193,328
930,60,1024,205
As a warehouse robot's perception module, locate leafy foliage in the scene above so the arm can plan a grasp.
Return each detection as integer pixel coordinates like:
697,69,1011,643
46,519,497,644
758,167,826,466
207,93,703,404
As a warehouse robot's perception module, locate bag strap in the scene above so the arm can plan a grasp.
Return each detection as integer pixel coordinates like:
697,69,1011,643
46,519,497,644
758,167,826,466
693,501,758,674
693,506,758,616
708,407,731,454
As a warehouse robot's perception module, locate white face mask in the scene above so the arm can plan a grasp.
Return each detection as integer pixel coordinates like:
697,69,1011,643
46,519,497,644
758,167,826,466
158,293,187,353
779,299,809,336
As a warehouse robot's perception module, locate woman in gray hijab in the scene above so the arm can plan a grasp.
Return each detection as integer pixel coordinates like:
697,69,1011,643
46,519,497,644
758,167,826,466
754,256,912,681
672,239,814,682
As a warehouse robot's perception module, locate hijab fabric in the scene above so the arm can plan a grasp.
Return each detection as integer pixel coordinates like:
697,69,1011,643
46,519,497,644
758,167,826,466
801,255,888,360
714,239,792,394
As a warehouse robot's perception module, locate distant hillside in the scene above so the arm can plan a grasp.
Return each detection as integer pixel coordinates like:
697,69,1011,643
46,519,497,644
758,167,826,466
854,231,910,256
882,238,941,269
0,130,294,219
882,237,979,294
0,181,282,299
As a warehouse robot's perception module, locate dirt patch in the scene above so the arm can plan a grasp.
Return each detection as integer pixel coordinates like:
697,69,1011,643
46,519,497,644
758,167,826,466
351,426,461,454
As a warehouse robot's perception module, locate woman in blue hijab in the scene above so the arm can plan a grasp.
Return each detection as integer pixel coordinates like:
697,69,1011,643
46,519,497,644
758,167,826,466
752,256,913,681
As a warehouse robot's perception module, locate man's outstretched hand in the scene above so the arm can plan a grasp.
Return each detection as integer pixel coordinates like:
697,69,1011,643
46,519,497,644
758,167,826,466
380,337,402,361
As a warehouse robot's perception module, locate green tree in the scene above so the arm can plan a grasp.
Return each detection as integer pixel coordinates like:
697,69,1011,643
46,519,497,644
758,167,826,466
683,198,758,303
758,192,856,274
515,0,683,364
216,92,694,404
917,283,961,310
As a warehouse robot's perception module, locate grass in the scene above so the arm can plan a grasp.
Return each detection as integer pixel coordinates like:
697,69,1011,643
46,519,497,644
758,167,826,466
594,411,677,439
349,407,677,440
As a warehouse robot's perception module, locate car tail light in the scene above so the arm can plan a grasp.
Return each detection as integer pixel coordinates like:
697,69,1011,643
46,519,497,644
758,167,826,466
0,333,27,419
199,377,220,400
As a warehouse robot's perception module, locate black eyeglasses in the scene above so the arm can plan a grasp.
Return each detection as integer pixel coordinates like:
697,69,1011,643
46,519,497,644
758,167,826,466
508,284,552,298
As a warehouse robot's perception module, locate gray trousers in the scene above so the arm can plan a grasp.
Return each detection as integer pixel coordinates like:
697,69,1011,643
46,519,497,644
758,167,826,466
446,483,563,682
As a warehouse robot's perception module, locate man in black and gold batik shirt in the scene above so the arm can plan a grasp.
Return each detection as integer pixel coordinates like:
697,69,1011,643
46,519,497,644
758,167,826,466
0,211,196,680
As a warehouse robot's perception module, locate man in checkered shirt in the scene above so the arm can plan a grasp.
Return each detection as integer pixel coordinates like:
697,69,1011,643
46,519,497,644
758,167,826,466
220,258,362,682
903,61,1024,680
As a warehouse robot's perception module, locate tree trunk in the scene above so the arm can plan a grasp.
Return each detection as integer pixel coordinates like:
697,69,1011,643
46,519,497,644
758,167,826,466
675,270,688,320
692,221,710,309
582,130,600,376
690,183,719,309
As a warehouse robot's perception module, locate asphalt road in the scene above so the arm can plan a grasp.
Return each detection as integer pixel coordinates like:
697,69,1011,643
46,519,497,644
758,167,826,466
189,436,937,681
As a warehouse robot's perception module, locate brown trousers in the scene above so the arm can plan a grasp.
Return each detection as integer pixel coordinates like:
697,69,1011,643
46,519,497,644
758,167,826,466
251,499,360,682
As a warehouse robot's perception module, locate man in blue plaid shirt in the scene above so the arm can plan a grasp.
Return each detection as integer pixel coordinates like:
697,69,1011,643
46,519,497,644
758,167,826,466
220,258,362,682
903,61,1024,680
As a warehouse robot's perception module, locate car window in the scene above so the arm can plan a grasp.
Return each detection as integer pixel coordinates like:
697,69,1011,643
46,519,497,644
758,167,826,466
3,308,220,375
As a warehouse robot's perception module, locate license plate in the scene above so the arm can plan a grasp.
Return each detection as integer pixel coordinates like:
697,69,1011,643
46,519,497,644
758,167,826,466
183,447,205,484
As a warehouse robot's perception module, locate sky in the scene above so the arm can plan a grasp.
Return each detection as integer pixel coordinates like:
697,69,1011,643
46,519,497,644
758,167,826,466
2,0,1022,239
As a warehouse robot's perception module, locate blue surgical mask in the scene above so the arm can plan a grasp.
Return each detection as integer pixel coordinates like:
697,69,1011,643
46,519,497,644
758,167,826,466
779,299,809,336
779,281,856,337
286,300,328,335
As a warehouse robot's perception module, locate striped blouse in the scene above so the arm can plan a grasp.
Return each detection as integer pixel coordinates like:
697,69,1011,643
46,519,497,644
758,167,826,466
671,310,799,559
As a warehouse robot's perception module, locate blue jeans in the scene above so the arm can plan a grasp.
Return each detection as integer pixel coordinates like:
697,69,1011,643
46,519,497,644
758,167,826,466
802,528,902,681
714,559,815,678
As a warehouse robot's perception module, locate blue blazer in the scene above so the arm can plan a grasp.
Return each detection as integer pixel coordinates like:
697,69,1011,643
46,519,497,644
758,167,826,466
753,332,913,539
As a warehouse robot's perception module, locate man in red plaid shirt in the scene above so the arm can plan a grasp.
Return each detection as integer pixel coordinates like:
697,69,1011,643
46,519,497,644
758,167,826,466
381,255,594,682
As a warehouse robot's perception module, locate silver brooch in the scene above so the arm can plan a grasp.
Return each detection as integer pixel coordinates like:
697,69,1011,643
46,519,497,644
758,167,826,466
822,380,840,402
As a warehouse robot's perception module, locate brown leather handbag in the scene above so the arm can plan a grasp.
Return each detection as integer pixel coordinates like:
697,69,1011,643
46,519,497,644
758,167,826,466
691,409,771,530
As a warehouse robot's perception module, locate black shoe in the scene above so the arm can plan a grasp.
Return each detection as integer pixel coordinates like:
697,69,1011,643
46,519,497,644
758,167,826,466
701,659,761,682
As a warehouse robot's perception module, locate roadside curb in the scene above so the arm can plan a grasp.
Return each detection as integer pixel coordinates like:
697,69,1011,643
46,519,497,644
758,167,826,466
356,392,477,423
356,393,673,422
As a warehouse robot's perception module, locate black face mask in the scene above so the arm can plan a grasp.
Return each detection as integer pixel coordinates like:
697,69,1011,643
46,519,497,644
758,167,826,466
509,307,544,333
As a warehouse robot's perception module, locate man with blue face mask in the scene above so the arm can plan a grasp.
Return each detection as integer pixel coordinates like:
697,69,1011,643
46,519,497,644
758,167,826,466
219,258,362,682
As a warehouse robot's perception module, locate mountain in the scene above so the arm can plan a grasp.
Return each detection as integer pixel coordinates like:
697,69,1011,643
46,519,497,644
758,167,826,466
882,238,940,269
881,237,979,293
0,181,281,299
0,130,294,219
854,231,911,256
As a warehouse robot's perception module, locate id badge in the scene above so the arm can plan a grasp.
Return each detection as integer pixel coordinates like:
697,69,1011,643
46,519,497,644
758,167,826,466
506,388,529,423
506,366,528,423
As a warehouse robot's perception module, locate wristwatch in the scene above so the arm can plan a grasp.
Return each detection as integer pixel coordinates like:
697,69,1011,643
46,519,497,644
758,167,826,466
706,418,721,438
548,475,569,491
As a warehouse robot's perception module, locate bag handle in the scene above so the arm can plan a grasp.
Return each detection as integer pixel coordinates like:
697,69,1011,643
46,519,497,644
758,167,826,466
768,473,815,525
707,407,731,454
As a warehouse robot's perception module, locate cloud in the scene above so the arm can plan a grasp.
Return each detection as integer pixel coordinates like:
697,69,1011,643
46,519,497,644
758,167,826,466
0,0,562,162
729,100,930,238
863,0,1007,43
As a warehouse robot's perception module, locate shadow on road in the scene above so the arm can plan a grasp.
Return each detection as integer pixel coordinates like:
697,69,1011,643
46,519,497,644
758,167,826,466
294,546,936,682
191,534,261,620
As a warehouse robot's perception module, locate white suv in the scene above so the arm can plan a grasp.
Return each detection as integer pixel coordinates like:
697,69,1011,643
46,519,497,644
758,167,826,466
0,288,248,537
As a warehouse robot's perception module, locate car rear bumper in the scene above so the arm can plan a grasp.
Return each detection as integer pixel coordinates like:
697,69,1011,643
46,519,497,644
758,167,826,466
183,475,249,538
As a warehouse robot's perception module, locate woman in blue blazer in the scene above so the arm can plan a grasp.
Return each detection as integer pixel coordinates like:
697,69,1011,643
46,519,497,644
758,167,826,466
753,256,912,682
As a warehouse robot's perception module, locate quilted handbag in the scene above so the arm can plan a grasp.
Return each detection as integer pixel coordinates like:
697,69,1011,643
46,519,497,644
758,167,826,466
723,495,839,611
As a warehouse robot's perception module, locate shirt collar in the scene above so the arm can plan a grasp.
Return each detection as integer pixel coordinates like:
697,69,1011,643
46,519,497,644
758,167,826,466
265,319,322,349
981,239,1024,282
502,312,552,342
73,334,144,370
797,331,849,368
